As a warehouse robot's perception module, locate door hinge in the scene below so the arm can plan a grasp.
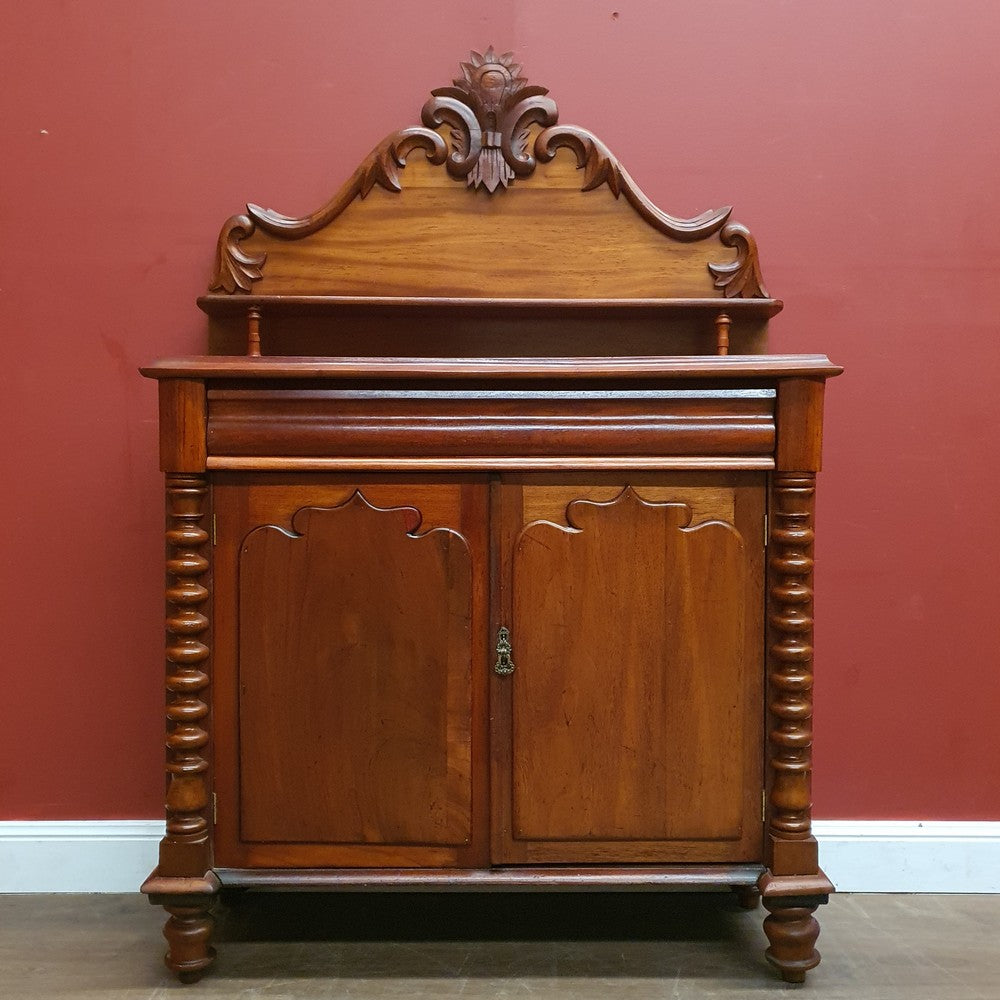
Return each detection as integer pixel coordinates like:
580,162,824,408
763,513,769,548
212,792,217,824
211,513,217,546
762,789,767,823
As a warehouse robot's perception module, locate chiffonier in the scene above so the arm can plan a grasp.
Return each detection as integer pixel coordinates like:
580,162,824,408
141,48,841,984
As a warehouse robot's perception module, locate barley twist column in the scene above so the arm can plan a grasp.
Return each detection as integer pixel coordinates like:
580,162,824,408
760,471,825,983
160,473,215,980
767,472,817,866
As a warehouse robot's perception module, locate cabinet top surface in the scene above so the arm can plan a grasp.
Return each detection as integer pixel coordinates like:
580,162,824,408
141,354,842,381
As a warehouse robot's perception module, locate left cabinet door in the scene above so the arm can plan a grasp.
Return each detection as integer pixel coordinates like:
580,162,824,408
211,475,490,869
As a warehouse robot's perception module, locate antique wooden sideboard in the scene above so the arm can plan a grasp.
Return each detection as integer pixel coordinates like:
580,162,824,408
141,49,841,984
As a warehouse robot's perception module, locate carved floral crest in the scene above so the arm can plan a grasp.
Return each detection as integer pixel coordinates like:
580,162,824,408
421,47,557,193
209,48,768,298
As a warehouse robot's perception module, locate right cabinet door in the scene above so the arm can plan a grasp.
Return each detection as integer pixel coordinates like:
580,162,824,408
492,473,765,864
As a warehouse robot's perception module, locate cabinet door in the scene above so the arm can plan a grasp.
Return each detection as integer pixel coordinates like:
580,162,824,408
212,475,489,868
493,473,765,864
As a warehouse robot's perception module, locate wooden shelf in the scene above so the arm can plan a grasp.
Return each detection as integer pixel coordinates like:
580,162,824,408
197,294,784,319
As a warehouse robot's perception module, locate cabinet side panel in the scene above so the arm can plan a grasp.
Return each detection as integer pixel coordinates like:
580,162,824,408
237,489,473,847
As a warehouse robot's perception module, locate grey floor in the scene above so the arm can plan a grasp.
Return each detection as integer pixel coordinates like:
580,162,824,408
1,892,997,999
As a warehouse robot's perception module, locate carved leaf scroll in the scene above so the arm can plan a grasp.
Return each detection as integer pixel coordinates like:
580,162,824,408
709,223,769,299
209,215,266,294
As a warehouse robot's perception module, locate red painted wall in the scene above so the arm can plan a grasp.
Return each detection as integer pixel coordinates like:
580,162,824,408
3,2,998,820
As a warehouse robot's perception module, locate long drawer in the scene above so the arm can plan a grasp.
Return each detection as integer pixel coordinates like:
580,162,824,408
207,387,776,458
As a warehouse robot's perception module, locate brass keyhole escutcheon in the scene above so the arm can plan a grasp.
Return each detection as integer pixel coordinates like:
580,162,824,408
494,626,515,676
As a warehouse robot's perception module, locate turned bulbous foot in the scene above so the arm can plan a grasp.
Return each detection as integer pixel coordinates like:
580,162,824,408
762,900,821,983
163,902,216,983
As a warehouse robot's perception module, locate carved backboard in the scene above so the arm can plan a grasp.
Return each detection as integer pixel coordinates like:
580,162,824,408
206,48,769,304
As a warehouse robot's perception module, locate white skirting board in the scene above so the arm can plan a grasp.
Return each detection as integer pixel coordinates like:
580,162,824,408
0,820,997,893
812,821,1000,893
0,821,165,893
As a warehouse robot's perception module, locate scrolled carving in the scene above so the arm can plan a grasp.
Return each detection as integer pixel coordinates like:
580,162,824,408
162,474,212,865
210,129,446,293
766,474,816,845
248,127,447,238
536,125,733,242
420,94,482,176
709,222,769,298
209,215,265,294
421,47,557,191
535,125,624,195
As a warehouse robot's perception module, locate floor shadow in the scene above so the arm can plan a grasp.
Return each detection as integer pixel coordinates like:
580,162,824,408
210,890,767,982
217,890,755,943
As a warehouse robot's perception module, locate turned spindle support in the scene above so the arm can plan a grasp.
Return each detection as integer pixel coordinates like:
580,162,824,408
247,306,262,357
714,310,731,355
